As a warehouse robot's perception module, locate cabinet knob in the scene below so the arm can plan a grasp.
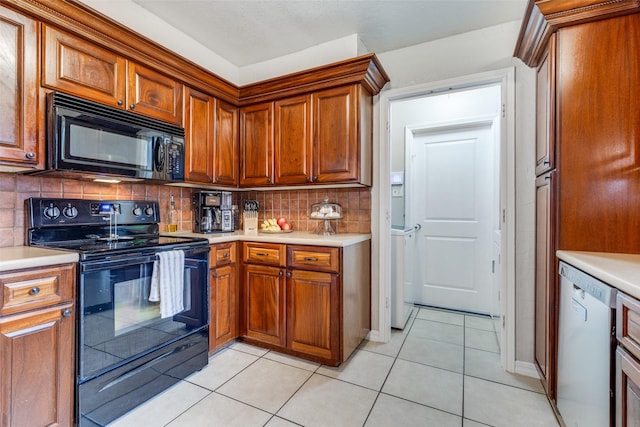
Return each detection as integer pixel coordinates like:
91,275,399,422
29,287,40,296
278,271,283,277
305,176,311,183
267,177,272,184
213,271,218,278
130,104,136,110
313,176,318,182
62,309,73,317
223,252,229,258
25,152,36,159
117,99,124,106
286,271,291,278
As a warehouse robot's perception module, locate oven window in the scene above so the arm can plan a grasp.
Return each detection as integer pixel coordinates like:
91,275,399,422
79,258,205,380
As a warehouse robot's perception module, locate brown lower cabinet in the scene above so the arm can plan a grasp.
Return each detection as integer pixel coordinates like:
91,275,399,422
209,242,239,353
0,263,76,427
240,241,370,366
616,292,640,426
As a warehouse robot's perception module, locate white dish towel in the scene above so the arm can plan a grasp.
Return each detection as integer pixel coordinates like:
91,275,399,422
149,250,185,318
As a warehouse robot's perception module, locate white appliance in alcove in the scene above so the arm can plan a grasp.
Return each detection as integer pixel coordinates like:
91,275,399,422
391,227,416,329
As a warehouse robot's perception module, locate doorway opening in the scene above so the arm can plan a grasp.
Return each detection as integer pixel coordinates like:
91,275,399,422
375,68,516,372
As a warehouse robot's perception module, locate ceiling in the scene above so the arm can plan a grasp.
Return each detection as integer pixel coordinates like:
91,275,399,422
130,0,529,67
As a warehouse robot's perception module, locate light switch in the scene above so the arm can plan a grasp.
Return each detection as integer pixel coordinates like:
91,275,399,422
392,186,403,197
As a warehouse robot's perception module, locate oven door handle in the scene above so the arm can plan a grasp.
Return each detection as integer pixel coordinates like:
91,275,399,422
81,254,157,272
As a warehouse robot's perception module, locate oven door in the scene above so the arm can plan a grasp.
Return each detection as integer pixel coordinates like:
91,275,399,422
78,246,208,382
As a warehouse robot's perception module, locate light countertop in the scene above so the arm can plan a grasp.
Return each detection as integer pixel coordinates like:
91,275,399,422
557,250,640,300
165,231,371,247
0,246,79,272
0,232,369,273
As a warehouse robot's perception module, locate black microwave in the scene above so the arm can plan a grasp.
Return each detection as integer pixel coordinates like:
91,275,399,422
46,92,185,182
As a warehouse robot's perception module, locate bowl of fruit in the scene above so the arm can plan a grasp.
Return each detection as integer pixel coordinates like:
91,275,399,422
260,217,294,233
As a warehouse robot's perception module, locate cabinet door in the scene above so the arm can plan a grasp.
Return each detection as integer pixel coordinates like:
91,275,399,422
312,85,359,183
210,265,238,352
274,94,312,185
0,303,75,427
213,99,239,186
242,264,285,346
240,102,274,186
535,33,556,176
127,62,183,124
0,7,39,168
286,269,340,361
535,171,556,397
617,347,640,427
184,87,214,183
42,24,127,108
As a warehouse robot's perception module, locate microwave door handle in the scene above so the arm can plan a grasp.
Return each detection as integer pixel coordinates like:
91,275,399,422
153,136,165,172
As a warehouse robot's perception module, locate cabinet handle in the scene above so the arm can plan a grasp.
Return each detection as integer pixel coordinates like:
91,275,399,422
25,152,36,159
255,252,269,257
62,309,73,317
303,257,318,262
267,177,272,184
544,175,551,180
29,287,40,296
543,160,550,165
130,104,136,110
117,99,124,106
286,271,291,278
313,176,318,182
213,271,218,278
278,271,283,277
305,176,311,183
223,252,229,258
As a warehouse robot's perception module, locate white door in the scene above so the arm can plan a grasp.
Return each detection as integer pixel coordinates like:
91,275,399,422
408,121,495,314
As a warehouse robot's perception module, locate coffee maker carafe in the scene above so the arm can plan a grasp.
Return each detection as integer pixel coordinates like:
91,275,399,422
193,191,233,233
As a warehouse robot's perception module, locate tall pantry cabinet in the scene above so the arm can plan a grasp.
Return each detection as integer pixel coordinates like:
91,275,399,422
516,0,640,404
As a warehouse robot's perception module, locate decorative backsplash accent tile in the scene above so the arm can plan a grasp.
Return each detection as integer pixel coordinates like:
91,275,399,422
0,172,372,247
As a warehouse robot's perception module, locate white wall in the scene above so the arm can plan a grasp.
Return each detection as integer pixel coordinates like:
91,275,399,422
376,20,537,364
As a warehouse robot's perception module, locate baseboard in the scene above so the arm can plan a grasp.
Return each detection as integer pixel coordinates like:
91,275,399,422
514,360,540,379
367,329,382,342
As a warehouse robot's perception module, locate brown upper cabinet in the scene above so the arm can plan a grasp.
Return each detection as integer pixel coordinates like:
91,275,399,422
535,33,555,177
184,87,239,185
240,102,274,186
239,83,376,188
274,94,312,185
239,55,388,188
42,25,183,125
0,5,40,170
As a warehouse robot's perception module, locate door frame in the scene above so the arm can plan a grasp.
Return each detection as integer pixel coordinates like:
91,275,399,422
372,67,516,372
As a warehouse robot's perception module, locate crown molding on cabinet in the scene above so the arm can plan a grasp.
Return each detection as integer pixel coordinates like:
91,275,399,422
514,0,640,67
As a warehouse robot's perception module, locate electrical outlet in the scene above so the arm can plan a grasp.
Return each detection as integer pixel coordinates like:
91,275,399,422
392,186,403,197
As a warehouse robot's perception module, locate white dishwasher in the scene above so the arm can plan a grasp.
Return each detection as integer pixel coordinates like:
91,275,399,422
557,261,616,427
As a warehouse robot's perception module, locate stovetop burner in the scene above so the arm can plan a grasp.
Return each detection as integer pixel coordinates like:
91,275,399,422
26,198,208,259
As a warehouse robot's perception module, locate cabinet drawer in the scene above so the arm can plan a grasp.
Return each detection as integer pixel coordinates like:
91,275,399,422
210,242,237,267
618,293,640,361
243,242,286,266
0,264,75,316
287,246,340,273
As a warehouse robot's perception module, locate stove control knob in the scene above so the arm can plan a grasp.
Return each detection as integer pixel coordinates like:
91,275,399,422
63,206,78,219
144,207,154,216
43,206,60,219
133,207,143,216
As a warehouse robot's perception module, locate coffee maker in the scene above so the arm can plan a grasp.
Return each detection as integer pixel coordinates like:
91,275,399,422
193,191,233,233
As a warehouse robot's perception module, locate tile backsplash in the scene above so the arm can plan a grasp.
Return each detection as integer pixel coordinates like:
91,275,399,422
0,172,371,247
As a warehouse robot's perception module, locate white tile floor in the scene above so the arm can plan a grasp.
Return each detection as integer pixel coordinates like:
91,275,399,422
109,307,560,427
